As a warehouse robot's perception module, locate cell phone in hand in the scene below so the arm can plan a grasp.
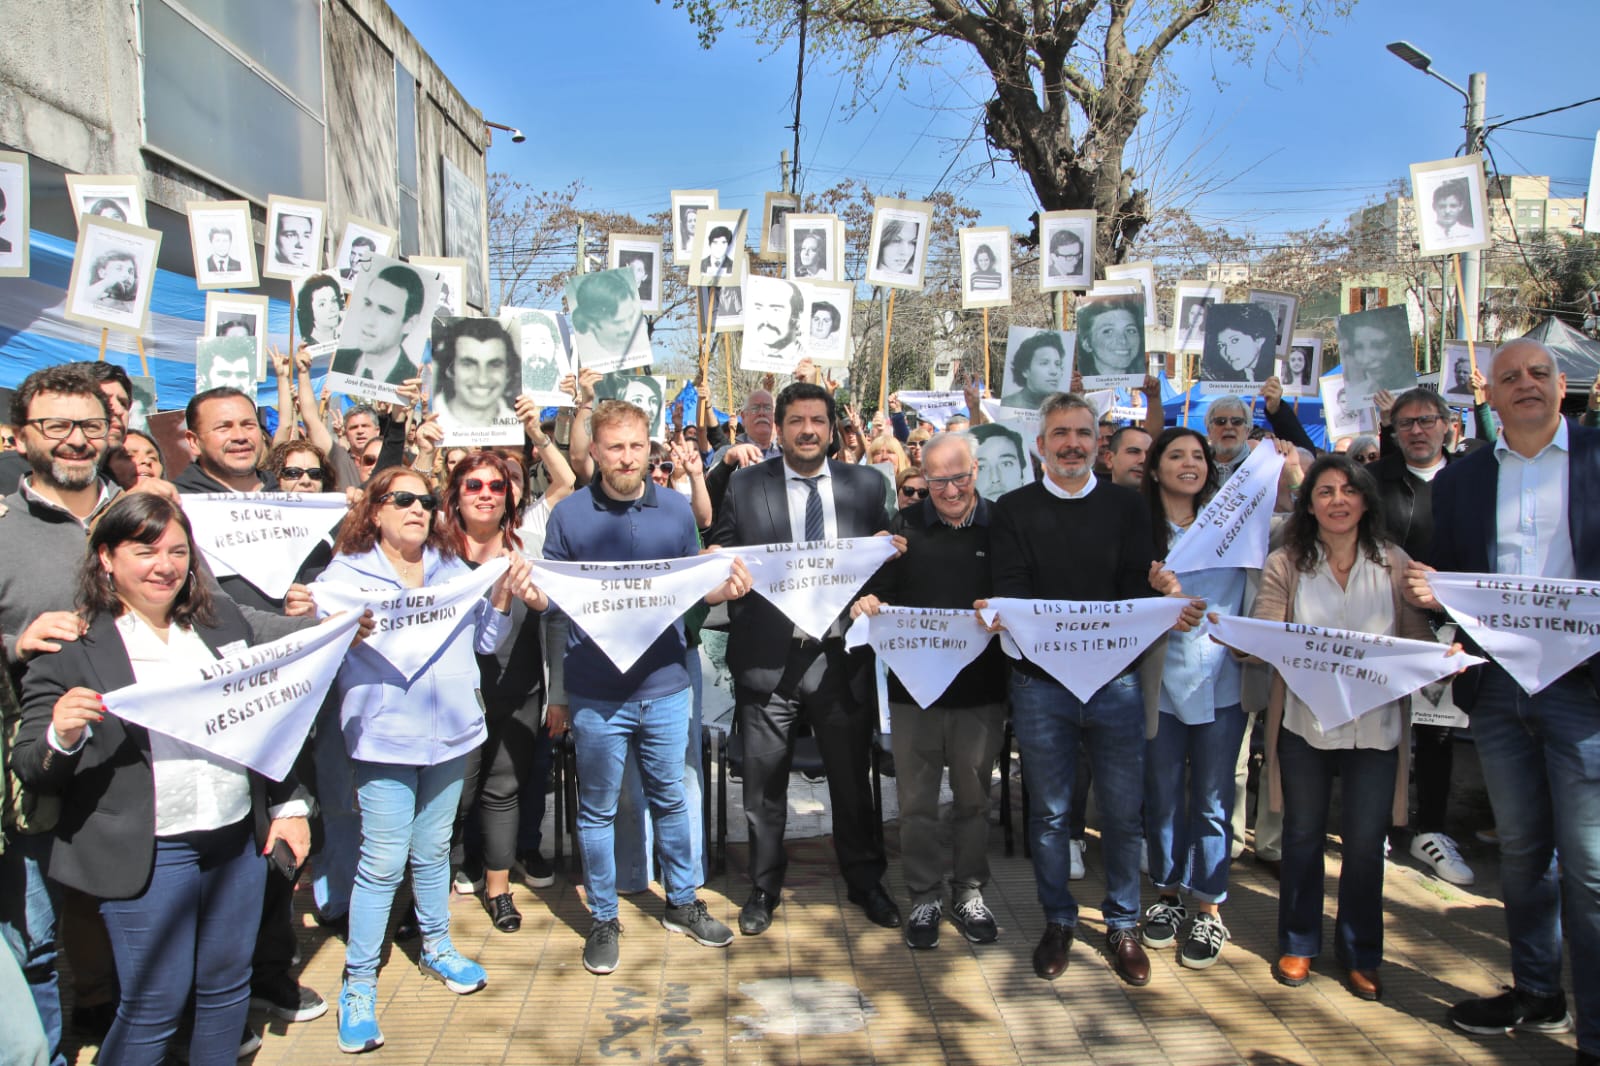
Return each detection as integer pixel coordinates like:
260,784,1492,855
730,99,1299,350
268,838,299,880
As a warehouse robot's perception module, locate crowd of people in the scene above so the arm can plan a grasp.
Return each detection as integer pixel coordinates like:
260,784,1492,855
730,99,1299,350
0,339,1595,1066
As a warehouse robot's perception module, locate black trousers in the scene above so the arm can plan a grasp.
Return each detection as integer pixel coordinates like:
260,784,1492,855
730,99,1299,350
736,640,885,896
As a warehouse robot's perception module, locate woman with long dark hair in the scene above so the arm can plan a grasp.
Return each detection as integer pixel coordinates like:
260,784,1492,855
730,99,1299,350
15,493,311,1065
1252,454,1431,1001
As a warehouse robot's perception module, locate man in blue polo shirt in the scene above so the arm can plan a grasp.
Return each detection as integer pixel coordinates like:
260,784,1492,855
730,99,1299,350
543,398,750,975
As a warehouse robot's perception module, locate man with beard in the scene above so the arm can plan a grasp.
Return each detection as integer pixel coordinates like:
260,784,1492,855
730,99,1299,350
987,391,1200,985
86,250,138,313
199,343,256,393
748,278,806,367
543,399,749,974
709,382,906,937
0,363,132,494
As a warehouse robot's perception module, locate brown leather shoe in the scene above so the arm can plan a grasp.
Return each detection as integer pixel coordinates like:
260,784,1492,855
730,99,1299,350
1108,928,1151,986
1346,969,1382,1001
1274,955,1311,986
1032,923,1073,980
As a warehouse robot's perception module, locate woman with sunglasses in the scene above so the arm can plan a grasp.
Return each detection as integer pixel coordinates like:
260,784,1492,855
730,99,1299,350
438,453,552,933
316,467,540,1053
895,467,929,511
15,493,312,1065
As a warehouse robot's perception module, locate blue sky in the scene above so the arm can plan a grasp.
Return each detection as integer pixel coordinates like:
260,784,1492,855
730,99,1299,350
388,0,1598,244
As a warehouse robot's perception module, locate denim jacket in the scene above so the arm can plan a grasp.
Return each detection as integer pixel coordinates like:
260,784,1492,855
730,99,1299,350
317,547,508,766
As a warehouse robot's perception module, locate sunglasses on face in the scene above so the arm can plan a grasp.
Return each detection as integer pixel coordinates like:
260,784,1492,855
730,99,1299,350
378,491,439,511
279,466,325,481
464,478,507,495
1209,417,1248,428
357,453,380,467
900,485,929,499
649,460,675,474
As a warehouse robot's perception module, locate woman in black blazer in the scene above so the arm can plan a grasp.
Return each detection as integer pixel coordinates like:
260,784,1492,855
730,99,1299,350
14,492,309,1066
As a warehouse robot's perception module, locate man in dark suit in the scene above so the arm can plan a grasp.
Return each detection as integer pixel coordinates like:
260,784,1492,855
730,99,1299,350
1405,339,1600,1058
708,382,903,935
205,225,242,274
331,265,424,385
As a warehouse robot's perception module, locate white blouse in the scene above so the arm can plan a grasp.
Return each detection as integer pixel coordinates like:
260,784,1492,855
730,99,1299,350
1284,548,1403,751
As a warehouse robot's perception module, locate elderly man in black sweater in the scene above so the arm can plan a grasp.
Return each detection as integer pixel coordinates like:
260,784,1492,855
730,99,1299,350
852,431,1008,951
988,392,1200,987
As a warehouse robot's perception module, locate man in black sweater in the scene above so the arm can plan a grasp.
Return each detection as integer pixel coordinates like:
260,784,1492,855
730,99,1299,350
989,391,1198,987
853,431,1007,951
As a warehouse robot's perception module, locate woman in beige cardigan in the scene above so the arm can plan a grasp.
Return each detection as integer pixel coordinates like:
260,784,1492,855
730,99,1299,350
1251,454,1432,1003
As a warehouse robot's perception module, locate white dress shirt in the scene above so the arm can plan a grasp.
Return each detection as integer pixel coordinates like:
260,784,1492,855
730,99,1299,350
784,461,838,542
1041,472,1096,500
1494,418,1575,580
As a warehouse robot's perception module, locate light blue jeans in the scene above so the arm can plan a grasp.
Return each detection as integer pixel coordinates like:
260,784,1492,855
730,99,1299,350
0,834,52,1066
1144,703,1248,903
570,686,697,921
614,652,706,890
344,756,469,985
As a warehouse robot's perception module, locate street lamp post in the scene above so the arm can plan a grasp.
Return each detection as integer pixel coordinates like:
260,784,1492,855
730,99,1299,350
1387,41,1486,344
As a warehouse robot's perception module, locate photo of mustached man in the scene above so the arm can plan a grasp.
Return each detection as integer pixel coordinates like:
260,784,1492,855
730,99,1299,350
747,276,807,367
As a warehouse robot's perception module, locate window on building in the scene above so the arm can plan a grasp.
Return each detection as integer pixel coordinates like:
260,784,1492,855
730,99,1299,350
1515,199,1546,231
396,62,420,256
1349,287,1388,312
140,0,326,203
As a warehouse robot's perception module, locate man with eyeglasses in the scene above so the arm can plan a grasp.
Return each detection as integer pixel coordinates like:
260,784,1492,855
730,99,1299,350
1204,396,1252,481
853,431,1008,950
1368,386,1477,888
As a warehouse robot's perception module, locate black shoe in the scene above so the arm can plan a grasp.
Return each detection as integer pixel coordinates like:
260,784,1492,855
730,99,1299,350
739,888,779,936
1033,922,1073,980
71,1002,116,1043
250,976,329,1022
847,883,902,929
314,910,349,941
1449,986,1572,1035
394,910,420,942
951,896,999,944
584,919,622,975
518,852,556,889
484,892,522,933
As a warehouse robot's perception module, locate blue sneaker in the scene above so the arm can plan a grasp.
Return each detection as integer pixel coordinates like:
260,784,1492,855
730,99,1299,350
337,980,383,1054
419,941,487,994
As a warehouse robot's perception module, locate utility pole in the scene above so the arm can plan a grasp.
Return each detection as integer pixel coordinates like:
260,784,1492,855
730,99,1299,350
576,220,586,274
780,150,791,195
790,0,807,194
1461,71,1486,343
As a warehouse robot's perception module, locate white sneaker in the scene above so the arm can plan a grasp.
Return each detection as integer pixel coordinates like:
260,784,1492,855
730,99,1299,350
1069,839,1086,880
1410,832,1476,886
453,869,483,895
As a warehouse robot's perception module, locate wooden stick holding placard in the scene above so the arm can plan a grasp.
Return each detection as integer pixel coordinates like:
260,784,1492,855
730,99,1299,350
134,336,149,377
722,333,735,415
97,328,108,362
1182,353,1194,424
1451,254,1478,378
982,307,991,388
878,289,897,413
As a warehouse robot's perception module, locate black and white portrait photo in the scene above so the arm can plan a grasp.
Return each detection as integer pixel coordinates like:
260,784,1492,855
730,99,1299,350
593,373,668,440
1038,210,1094,293
1440,339,1478,402
1410,154,1492,256
565,267,653,373
698,280,745,333
0,150,30,277
608,233,664,314
784,213,837,281
1173,281,1224,353
64,214,162,335
866,198,934,291
1246,289,1299,360
327,253,442,403
195,335,258,394
959,226,1012,310
762,191,800,260
333,218,397,294
1075,293,1147,390
801,280,852,367
739,275,809,374
186,200,256,290
1199,303,1279,395
670,189,717,266
66,174,146,231
262,194,326,282
442,158,487,308
1000,326,1074,411
203,292,269,380
1104,262,1156,326
971,422,1030,501
1320,372,1378,440
686,208,746,288
430,316,523,446
410,256,466,317
506,308,574,407
1336,304,1416,404
1280,337,1321,397
127,374,157,432
295,274,345,354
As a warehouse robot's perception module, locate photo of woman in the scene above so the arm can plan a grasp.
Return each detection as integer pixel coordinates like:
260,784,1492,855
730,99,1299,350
297,273,345,350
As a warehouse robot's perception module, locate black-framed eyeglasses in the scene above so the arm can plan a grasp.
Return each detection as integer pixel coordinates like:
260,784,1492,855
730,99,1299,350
1209,416,1248,428
1395,414,1443,432
279,466,325,481
926,471,975,490
378,491,439,511
900,485,929,499
25,417,110,440
463,478,507,495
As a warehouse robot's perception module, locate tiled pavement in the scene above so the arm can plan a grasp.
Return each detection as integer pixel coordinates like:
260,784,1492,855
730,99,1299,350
65,751,1579,1065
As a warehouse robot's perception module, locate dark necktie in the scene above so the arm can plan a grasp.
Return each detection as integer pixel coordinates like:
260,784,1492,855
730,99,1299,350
801,476,824,542
361,369,374,380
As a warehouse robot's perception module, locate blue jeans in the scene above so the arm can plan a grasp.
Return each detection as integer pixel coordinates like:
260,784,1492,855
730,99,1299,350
1144,704,1247,904
0,911,47,1066
1009,671,1145,930
1471,670,1600,1053
1276,730,1395,970
570,686,697,921
99,823,264,1066
311,699,360,919
344,756,468,985
614,653,707,890
0,832,60,1066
